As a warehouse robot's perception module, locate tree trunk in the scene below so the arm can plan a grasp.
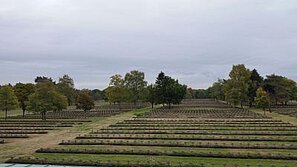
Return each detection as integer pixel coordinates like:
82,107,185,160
41,111,47,121
151,102,154,109
169,103,171,109
22,109,25,117
5,108,7,120
118,102,122,111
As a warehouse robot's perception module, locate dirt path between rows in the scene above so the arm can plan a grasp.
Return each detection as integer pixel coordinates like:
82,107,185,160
0,112,137,162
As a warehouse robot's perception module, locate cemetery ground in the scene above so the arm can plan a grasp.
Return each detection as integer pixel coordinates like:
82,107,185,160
0,105,151,162
2,100,297,166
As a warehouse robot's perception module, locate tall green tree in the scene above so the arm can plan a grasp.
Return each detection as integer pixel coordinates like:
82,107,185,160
105,74,128,108
14,83,35,117
208,79,225,100
263,74,296,105
146,84,157,108
76,91,95,112
0,86,19,120
184,88,194,99
193,89,209,99
27,81,67,120
35,76,55,84
57,74,76,106
224,64,251,108
90,89,104,101
248,69,263,107
124,70,148,104
255,87,270,114
154,72,187,108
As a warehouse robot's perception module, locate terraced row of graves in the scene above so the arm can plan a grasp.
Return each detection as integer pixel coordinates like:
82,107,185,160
8,99,297,167
0,103,148,144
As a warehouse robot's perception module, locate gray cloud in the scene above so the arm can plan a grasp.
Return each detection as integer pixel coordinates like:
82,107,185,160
1,0,297,89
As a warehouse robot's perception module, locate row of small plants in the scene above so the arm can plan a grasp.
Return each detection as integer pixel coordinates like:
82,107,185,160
110,123,294,127
138,109,266,119
0,119,91,122
0,134,29,138
0,130,48,134
76,134,297,142
95,103,150,110
90,129,297,135
10,156,291,167
0,121,84,127
0,124,74,127
59,139,297,149
36,147,297,160
8,110,126,119
102,127,297,131
0,127,56,130
125,118,284,124
109,124,297,129
172,100,233,108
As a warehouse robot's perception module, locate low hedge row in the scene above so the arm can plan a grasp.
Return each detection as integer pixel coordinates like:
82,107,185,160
91,130,297,136
102,127,297,131
76,135,297,142
0,130,48,134
36,148,297,160
59,139,297,150
9,156,281,167
0,134,29,138
111,123,294,127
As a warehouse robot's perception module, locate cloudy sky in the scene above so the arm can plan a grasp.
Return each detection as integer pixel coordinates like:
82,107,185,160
1,0,297,89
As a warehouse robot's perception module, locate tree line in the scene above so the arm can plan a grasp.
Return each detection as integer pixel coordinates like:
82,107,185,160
104,71,187,109
0,71,187,120
0,75,95,120
204,64,297,111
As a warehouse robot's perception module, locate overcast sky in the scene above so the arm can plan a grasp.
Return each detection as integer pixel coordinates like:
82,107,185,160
1,0,297,89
